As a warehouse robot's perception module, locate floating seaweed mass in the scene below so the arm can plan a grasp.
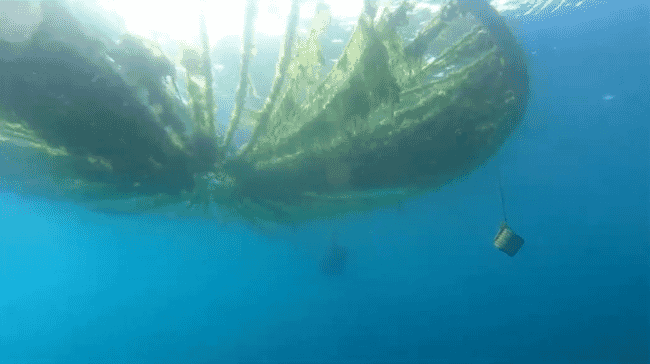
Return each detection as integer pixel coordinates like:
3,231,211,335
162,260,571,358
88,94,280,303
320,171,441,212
0,0,529,223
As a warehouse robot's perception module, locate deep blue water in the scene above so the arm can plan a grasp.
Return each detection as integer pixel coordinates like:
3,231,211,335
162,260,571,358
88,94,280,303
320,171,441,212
1,1,649,363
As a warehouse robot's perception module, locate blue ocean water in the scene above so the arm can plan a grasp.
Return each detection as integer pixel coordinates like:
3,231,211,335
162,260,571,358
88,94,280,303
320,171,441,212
1,1,648,363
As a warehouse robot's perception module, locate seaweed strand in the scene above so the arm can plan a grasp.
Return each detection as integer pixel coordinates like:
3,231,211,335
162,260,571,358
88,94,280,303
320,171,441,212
223,0,258,150
240,0,301,156
200,12,215,141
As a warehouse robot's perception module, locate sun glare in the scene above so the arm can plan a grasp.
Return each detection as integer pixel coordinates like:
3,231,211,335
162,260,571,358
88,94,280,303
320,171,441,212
96,0,363,46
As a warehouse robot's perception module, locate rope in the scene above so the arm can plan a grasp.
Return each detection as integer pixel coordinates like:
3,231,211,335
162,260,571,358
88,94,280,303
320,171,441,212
497,165,508,224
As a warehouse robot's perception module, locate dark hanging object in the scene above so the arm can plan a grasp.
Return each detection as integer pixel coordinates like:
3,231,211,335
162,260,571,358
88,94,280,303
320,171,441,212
494,222,524,257
319,233,348,276
494,163,524,257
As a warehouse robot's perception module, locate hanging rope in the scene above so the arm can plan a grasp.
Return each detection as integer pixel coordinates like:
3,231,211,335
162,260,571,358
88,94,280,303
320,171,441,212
497,165,508,224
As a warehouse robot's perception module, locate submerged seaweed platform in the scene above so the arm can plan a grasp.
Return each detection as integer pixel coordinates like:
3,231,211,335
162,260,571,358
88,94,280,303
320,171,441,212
0,0,529,222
